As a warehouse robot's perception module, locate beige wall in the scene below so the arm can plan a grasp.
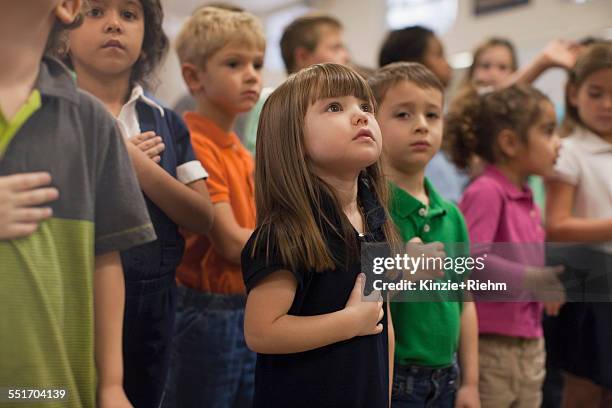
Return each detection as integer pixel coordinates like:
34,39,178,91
309,0,612,105
154,0,612,107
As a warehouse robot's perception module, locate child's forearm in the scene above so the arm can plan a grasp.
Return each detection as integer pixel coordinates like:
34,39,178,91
546,216,612,242
459,302,479,387
387,302,394,404
127,144,214,234
501,57,549,88
207,202,253,265
245,308,359,354
94,252,126,392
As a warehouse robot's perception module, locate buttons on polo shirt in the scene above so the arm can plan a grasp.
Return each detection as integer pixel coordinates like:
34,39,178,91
418,208,427,217
530,210,537,218
423,224,431,233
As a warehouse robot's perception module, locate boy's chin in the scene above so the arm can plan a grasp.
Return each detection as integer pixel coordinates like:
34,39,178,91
397,154,434,172
236,99,260,113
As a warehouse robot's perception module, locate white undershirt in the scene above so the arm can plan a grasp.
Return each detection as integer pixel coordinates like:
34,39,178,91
116,85,208,184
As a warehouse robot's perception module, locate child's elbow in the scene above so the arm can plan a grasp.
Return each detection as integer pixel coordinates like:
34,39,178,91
244,320,275,354
187,201,215,235
244,326,264,353
545,220,562,241
197,203,215,234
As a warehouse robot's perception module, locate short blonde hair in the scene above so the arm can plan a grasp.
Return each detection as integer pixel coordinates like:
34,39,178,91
176,6,265,67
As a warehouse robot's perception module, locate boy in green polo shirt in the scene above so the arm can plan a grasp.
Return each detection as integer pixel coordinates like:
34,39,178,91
0,2,156,407
369,62,479,408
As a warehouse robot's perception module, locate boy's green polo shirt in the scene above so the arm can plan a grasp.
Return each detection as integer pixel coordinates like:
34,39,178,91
389,178,470,367
0,58,155,408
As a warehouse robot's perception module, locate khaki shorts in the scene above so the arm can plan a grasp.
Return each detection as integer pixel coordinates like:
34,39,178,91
479,334,545,408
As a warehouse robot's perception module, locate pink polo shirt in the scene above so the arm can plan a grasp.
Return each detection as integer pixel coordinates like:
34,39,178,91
459,165,544,338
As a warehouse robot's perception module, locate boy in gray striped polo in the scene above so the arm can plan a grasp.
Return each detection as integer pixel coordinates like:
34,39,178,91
0,2,155,407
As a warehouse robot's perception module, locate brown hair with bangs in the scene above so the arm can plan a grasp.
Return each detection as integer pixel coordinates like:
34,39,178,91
252,63,399,272
566,41,612,127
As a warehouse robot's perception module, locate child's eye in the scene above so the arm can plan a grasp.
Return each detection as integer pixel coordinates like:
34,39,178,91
326,103,342,112
226,61,240,69
86,7,104,17
122,10,138,20
395,111,410,119
360,103,372,113
427,112,440,120
253,61,264,71
588,91,602,99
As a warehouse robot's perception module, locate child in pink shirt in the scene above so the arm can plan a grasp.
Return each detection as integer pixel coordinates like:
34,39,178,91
447,84,562,407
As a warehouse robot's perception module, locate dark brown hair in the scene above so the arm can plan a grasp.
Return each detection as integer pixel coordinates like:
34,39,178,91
131,0,169,86
368,62,444,105
45,6,86,55
280,14,342,74
58,0,169,87
378,26,434,68
446,84,550,169
253,63,399,272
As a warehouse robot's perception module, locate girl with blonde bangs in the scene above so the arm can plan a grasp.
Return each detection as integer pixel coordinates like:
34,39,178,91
241,63,398,407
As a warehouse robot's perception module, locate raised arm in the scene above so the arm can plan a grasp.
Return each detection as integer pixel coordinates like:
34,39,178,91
501,39,579,88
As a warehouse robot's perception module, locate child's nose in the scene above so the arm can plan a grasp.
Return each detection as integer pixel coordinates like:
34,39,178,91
352,109,369,126
104,12,122,33
104,18,122,33
243,64,259,82
414,115,429,132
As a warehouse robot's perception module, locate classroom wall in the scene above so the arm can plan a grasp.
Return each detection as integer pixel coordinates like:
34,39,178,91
314,0,612,105
154,0,612,108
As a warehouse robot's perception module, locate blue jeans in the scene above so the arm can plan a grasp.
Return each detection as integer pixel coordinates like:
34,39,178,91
391,362,458,408
161,287,256,408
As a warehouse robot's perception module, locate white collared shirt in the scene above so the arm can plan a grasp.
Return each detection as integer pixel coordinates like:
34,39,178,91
554,126,612,253
116,85,208,184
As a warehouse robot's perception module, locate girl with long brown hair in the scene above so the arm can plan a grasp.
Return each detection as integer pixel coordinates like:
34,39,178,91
241,63,398,407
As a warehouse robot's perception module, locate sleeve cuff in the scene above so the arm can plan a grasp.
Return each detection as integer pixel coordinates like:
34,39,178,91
177,160,208,184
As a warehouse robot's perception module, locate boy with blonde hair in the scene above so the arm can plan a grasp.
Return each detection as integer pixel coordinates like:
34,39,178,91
162,7,265,407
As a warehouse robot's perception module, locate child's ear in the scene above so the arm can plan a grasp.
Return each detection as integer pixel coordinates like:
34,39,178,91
181,63,204,95
294,47,311,70
497,129,521,158
55,0,82,25
567,83,579,108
